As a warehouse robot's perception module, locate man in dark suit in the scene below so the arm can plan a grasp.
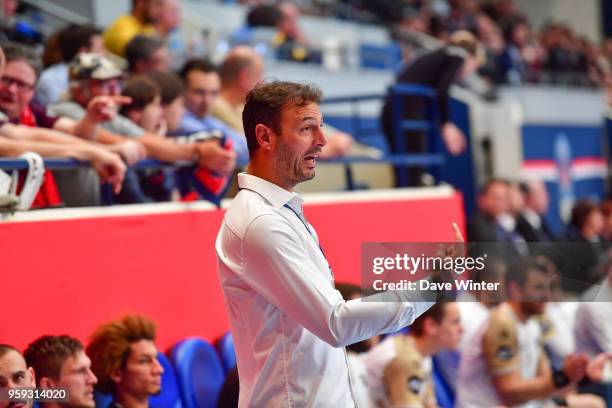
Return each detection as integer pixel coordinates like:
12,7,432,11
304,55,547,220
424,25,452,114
381,30,482,186
516,180,556,242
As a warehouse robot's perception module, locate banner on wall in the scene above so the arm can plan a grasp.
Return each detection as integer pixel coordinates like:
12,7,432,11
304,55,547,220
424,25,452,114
520,124,607,235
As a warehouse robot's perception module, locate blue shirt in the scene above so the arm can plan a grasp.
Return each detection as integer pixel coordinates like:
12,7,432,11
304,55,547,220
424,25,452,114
34,63,69,107
176,110,249,167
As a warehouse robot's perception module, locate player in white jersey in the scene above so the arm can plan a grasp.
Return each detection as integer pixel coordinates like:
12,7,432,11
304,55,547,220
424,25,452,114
456,257,603,408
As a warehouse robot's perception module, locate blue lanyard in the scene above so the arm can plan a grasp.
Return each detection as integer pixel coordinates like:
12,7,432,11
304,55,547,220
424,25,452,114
282,203,333,277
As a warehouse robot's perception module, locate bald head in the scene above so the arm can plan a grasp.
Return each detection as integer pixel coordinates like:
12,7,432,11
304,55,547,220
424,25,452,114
219,46,263,97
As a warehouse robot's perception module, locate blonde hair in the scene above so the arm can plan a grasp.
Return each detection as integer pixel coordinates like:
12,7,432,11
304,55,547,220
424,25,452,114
449,30,485,66
86,315,157,394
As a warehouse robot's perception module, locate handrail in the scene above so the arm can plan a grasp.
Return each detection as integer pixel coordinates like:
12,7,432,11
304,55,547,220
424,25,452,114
20,0,90,25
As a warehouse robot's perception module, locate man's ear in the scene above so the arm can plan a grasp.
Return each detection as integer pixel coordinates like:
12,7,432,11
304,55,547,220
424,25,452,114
28,367,36,387
110,367,123,384
38,375,57,388
255,124,273,151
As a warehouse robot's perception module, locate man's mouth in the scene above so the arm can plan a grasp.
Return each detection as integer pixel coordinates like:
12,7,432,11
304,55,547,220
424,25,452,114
303,154,319,165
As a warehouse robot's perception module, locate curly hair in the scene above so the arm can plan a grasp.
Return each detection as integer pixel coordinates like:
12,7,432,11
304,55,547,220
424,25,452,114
86,315,157,394
24,335,83,385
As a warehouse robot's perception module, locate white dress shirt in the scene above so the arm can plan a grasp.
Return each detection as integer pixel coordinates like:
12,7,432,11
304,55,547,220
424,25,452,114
216,173,433,407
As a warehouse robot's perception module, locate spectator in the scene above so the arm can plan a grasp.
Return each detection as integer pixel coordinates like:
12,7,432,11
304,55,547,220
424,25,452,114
86,315,164,408
150,69,237,202
468,179,525,247
516,180,556,242
274,2,321,63
50,53,236,203
365,301,462,407
381,30,481,186
213,46,351,159
563,199,605,291
103,0,163,57
24,335,97,408
35,25,105,107
500,18,532,84
125,35,170,75
120,75,164,135
0,344,35,408
155,0,180,38
213,46,263,134
154,0,185,71
600,199,612,242
0,44,128,204
456,258,601,408
178,58,248,166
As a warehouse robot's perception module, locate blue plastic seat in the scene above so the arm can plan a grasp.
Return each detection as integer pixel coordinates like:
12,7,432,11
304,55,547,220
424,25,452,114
216,332,236,373
150,352,182,408
171,337,226,408
94,391,112,408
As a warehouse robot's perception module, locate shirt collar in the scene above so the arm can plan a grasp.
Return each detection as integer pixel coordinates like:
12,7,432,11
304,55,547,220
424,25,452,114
238,173,301,208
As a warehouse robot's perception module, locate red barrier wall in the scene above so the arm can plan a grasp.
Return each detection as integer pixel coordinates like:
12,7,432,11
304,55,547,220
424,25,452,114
0,188,464,352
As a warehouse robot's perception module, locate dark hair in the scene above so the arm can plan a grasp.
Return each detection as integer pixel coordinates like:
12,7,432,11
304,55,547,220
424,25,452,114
125,35,165,73
242,80,322,155
24,336,84,385
0,344,21,358
3,42,42,77
505,257,548,289
179,58,217,81
571,199,600,230
121,75,160,115
147,70,183,105
335,282,361,301
58,24,102,63
479,178,510,196
246,4,282,27
410,301,448,336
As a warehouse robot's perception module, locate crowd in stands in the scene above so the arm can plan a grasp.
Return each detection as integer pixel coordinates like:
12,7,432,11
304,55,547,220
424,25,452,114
249,0,612,89
0,0,359,209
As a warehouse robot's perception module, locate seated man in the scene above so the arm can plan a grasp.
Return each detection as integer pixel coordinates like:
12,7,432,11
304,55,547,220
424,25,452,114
365,301,462,408
177,58,249,167
35,24,105,107
24,335,98,408
103,0,161,57
213,45,352,159
0,344,36,408
125,35,170,75
457,258,604,408
50,53,236,202
86,315,164,408
0,43,138,206
149,70,236,202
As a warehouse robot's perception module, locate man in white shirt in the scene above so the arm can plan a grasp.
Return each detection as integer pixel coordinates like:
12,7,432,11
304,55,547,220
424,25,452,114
215,80,461,407
365,301,462,408
456,258,598,408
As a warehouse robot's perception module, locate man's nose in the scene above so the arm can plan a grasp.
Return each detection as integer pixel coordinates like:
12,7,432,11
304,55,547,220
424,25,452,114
315,126,327,147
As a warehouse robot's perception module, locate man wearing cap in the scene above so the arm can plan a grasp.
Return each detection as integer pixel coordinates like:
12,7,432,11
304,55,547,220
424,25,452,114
49,53,237,203
0,42,132,206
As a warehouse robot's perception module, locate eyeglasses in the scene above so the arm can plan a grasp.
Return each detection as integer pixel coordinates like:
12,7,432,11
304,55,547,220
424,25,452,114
1,75,35,91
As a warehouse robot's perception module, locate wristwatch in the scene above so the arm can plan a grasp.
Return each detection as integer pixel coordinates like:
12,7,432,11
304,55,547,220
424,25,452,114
552,369,570,388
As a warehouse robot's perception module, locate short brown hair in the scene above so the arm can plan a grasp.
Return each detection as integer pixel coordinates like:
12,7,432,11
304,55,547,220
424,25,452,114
121,75,160,115
242,80,322,155
0,344,20,359
409,301,448,336
219,47,258,87
147,71,183,106
86,315,157,394
24,335,83,385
